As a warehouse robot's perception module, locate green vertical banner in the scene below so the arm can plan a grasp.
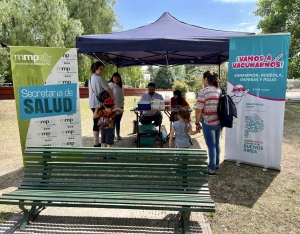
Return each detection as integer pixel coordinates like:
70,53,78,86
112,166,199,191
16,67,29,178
10,46,82,161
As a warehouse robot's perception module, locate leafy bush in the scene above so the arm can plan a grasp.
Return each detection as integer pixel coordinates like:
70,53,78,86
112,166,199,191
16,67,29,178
193,81,204,98
172,81,189,98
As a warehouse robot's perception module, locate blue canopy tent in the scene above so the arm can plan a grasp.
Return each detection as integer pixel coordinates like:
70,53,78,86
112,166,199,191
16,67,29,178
76,12,254,68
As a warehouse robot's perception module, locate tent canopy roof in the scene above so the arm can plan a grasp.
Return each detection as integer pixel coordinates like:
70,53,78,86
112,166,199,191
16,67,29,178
76,12,254,67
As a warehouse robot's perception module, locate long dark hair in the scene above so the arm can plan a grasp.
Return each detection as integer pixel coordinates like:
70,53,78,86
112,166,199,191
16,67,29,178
90,61,104,73
109,72,123,88
173,90,183,106
203,71,219,88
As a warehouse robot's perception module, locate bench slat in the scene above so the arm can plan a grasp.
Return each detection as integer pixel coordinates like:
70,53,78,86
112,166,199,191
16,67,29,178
1,193,215,204
0,200,215,212
18,185,210,194
25,146,207,154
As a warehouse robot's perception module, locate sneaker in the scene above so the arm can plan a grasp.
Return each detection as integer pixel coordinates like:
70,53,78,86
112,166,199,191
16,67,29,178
114,138,118,142
117,137,124,140
208,171,216,176
94,143,101,147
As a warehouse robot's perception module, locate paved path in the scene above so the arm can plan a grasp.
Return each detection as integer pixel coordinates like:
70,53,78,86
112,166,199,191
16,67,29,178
0,208,212,234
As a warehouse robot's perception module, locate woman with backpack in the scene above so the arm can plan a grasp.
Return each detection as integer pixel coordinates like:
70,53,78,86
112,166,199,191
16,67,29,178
89,61,113,147
195,71,222,176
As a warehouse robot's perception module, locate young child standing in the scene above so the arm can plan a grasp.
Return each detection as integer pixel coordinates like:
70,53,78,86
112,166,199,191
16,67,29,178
169,107,199,149
93,98,124,147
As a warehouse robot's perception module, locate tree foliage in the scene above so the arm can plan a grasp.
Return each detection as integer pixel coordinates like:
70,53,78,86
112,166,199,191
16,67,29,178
254,0,300,78
0,0,121,82
152,67,174,89
172,81,189,98
184,64,228,96
172,65,186,82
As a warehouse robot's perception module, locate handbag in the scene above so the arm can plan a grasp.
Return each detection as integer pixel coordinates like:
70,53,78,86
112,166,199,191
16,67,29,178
90,79,110,103
97,90,110,103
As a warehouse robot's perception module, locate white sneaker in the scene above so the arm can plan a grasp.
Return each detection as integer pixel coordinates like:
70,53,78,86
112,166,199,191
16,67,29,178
114,138,118,142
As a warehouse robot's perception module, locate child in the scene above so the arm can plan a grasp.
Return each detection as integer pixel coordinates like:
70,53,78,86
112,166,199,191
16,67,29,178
93,97,124,147
169,107,199,149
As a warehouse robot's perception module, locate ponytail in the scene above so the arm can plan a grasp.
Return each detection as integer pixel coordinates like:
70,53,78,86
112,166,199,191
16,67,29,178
203,71,219,88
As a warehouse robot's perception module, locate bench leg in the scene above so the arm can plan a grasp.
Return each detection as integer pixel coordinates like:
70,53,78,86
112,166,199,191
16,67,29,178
19,207,30,230
182,211,191,234
19,202,45,230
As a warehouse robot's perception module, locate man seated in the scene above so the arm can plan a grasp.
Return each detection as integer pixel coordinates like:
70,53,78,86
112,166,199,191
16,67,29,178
139,83,164,126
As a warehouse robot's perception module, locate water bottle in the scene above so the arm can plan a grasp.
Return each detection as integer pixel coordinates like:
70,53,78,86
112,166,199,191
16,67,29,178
164,94,170,110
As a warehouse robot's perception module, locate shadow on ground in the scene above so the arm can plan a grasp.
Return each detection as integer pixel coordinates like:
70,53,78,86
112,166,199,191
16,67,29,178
1,212,204,234
208,160,279,208
0,167,24,190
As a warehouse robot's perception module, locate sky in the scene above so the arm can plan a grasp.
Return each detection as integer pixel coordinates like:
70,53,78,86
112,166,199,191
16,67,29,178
114,0,261,33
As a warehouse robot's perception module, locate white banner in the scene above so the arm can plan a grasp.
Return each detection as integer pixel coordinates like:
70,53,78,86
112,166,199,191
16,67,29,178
225,34,290,170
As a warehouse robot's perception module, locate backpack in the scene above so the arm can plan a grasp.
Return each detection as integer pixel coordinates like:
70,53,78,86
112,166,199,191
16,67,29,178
97,110,115,129
217,88,237,128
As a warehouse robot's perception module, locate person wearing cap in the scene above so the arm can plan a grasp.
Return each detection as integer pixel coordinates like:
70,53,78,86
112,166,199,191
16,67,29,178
139,83,164,126
93,98,124,148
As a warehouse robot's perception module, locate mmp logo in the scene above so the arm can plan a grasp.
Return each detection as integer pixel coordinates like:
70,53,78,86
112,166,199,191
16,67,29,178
58,80,72,84
62,142,75,146
56,66,76,73
37,132,51,136
14,52,52,65
61,130,75,135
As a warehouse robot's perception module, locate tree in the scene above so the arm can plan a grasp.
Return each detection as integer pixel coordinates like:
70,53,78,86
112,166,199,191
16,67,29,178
0,0,120,82
147,66,158,81
0,0,83,82
171,65,186,82
185,64,229,95
254,0,300,78
152,67,174,89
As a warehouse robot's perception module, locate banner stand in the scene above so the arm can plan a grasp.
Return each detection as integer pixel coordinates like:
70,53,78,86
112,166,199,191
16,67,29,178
224,33,290,171
10,46,82,164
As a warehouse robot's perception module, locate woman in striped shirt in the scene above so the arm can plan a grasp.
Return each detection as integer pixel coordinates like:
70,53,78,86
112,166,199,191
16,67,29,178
108,72,125,142
195,71,221,176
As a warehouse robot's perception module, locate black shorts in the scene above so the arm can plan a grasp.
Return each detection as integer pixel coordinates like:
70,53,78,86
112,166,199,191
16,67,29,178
100,128,114,145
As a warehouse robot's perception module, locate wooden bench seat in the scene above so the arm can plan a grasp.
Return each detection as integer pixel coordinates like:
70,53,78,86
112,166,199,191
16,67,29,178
0,147,215,233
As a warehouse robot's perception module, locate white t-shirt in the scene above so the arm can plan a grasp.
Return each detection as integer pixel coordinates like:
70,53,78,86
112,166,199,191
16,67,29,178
88,74,109,108
108,82,124,108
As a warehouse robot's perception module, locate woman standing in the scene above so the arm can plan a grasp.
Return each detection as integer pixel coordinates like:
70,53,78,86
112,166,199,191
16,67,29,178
89,61,113,147
170,90,190,122
195,71,221,176
108,72,125,141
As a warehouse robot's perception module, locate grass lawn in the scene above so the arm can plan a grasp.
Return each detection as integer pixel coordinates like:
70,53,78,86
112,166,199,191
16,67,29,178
0,98,299,233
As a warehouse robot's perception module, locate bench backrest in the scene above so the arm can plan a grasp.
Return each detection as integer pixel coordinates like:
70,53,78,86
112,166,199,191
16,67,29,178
23,147,209,194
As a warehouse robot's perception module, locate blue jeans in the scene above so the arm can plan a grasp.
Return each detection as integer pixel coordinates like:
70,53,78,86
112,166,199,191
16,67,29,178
114,111,123,136
202,120,221,171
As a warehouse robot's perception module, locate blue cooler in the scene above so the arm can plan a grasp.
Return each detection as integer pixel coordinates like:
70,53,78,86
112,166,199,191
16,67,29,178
138,101,151,110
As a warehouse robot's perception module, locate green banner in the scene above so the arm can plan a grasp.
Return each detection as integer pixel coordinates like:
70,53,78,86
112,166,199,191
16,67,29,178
10,46,82,163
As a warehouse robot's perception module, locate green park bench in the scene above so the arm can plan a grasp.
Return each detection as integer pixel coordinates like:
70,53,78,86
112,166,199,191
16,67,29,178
0,146,215,233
